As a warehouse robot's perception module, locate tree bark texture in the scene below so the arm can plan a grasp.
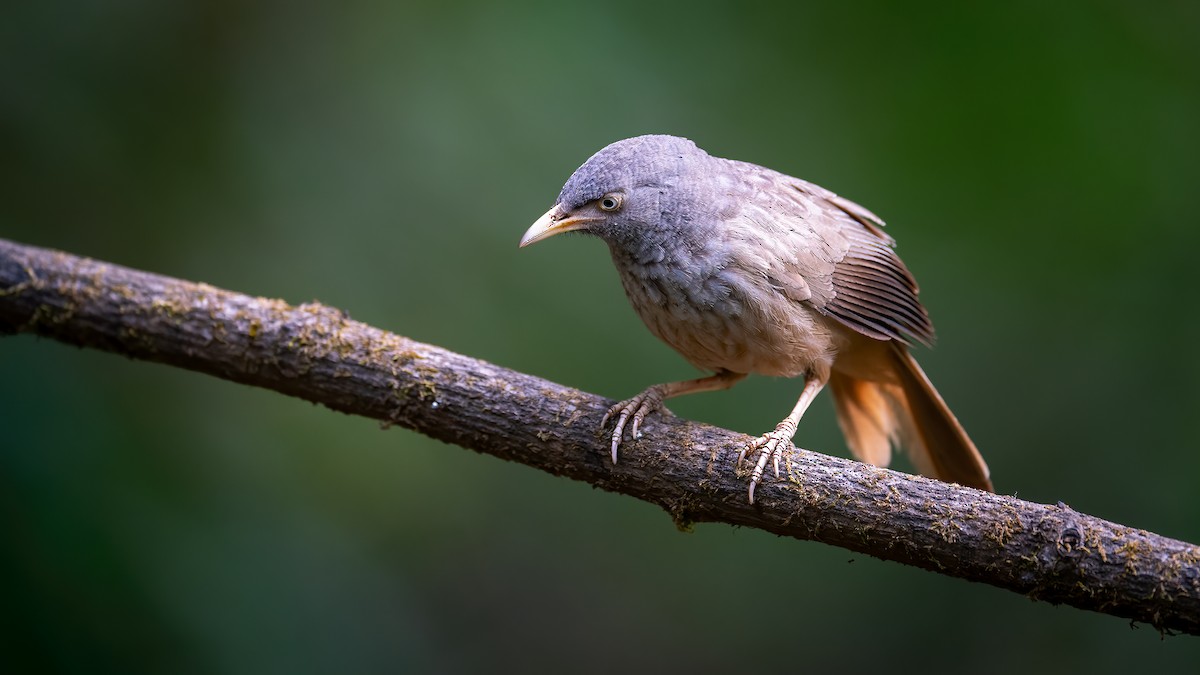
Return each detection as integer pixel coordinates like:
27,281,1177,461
2,237,1197,635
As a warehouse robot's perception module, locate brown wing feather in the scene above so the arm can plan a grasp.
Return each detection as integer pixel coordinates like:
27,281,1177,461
723,163,934,346
786,177,933,346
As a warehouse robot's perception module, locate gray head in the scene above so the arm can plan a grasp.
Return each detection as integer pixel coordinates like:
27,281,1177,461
519,135,718,249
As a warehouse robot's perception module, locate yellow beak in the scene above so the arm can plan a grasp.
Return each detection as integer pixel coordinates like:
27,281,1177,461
519,205,601,248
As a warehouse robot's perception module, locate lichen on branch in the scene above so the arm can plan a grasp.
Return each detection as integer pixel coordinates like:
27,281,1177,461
1,237,1197,636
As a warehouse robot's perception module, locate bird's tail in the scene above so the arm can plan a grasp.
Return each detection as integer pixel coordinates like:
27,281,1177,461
829,342,993,491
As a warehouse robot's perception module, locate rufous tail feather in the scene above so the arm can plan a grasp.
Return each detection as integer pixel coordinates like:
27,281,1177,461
829,343,992,491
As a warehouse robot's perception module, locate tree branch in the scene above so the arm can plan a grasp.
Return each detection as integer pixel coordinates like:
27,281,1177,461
2,237,1197,635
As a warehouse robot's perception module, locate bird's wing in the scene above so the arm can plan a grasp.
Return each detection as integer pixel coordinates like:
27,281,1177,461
732,166,934,346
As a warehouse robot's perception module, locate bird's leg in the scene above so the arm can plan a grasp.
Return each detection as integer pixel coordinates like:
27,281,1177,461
739,377,826,504
602,370,746,463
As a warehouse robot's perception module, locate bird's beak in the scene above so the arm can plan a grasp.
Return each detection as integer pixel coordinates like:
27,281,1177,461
519,205,600,248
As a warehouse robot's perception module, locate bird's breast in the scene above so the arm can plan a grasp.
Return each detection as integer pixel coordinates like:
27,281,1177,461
609,246,838,378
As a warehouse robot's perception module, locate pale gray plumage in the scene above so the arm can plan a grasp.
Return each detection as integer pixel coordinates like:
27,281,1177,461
521,134,991,501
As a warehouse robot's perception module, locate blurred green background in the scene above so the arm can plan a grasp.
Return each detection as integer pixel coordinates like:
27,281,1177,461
3,1,1199,672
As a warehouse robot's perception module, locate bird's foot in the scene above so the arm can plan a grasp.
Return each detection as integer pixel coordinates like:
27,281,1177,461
602,385,671,463
738,418,800,504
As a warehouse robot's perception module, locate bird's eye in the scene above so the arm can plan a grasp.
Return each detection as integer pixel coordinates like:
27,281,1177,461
599,194,623,212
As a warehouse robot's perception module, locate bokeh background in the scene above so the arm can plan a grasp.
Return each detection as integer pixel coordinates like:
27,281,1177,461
3,1,1199,672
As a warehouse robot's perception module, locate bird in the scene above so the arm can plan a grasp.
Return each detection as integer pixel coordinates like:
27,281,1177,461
519,135,991,503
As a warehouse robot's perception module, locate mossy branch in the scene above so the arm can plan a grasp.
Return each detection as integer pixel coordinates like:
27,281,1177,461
2,237,1198,635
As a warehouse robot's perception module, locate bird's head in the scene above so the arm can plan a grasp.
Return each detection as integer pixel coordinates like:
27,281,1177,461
519,135,711,249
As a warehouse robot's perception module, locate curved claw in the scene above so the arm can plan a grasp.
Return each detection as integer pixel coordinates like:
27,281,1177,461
600,406,616,429
742,419,800,504
608,408,632,463
601,386,668,463
748,439,778,504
